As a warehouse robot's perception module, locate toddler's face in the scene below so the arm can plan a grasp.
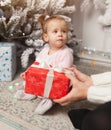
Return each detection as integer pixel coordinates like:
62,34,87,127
43,19,68,50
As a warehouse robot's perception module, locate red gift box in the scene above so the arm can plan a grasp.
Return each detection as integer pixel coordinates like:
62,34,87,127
25,62,71,99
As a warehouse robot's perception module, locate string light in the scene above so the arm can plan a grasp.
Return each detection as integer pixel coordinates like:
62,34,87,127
8,85,14,91
81,46,111,60
91,60,96,66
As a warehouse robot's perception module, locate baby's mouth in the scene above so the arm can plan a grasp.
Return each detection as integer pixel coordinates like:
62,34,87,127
58,39,63,41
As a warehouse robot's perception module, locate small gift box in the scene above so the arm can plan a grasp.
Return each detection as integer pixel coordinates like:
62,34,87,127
0,42,16,81
25,61,71,99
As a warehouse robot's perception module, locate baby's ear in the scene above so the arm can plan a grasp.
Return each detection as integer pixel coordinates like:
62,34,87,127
42,33,48,42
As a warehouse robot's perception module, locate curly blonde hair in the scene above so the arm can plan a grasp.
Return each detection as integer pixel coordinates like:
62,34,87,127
38,14,68,33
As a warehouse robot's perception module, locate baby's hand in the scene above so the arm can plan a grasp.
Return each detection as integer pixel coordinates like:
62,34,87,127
20,72,25,80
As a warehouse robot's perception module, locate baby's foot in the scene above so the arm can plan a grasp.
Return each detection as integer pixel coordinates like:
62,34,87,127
35,98,54,115
15,89,36,100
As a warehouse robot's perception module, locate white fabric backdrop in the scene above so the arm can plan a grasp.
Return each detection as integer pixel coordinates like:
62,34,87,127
72,0,111,53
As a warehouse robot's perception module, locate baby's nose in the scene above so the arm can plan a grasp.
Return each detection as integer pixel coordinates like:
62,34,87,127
58,32,62,37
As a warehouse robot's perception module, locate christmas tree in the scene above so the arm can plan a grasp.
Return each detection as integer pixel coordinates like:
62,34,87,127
0,0,77,68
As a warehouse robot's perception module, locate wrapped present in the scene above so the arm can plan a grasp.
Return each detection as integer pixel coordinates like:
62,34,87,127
0,42,16,81
25,61,71,99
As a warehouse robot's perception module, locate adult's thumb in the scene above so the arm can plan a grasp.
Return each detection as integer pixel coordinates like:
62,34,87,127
66,74,78,85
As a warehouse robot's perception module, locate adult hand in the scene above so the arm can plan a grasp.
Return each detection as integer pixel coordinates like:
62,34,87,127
54,67,93,106
69,67,93,87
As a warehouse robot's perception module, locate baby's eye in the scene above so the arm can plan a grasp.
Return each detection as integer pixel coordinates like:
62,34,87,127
62,30,67,33
53,30,58,33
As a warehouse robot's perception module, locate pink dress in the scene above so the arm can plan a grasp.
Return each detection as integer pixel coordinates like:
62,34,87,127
36,44,74,68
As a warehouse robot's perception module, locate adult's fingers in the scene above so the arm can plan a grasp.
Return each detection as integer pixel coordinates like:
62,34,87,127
54,92,72,106
70,67,89,82
66,67,88,82
66,73,78,85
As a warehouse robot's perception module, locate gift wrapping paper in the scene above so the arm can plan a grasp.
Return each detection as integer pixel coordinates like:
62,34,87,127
25,62,71,99
0,42,16,81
